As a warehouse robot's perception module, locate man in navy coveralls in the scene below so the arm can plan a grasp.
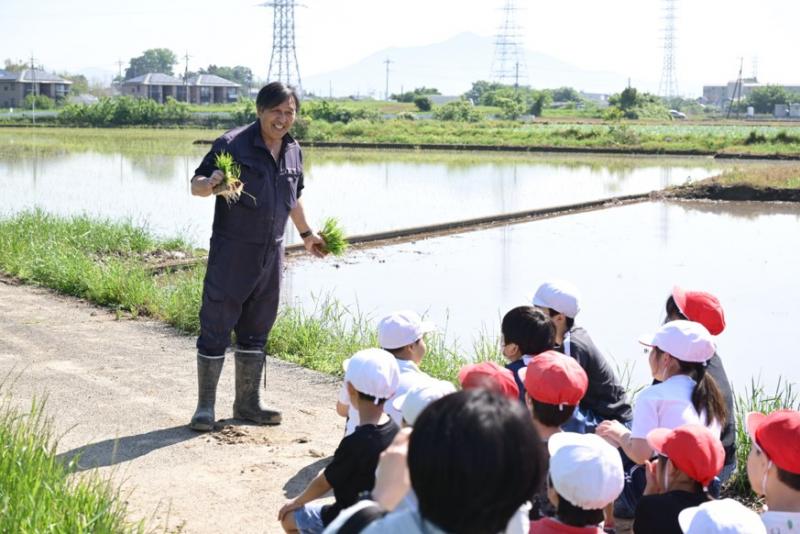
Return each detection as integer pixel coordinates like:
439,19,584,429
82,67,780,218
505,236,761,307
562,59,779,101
188,82,325,430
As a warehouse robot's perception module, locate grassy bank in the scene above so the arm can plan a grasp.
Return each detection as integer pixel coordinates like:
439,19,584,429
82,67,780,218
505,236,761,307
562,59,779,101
4,117,800,157
0,393,140,532
670,163,800,201
0,211,493,383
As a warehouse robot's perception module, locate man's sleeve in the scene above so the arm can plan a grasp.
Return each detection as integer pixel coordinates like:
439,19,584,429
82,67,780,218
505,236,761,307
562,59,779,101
194,137,227,178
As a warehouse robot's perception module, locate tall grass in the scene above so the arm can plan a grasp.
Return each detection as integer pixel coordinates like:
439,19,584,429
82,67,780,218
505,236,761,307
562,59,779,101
724,378,799,500
0,210,496,384
0,392,140,532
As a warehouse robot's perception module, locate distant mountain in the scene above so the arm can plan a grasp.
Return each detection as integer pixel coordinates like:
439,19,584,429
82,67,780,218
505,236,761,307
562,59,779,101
303,32,632,98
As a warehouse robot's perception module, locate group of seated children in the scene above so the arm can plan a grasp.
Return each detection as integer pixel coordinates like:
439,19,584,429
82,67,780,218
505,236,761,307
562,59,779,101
278,280,799,534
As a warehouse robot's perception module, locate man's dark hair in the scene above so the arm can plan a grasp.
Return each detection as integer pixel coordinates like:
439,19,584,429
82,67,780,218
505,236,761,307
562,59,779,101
555,490,604,527
777,466,800,491
501,306,555,356
409,389,545,534
531,398,576,427
545,307,575,331
256,81,300,112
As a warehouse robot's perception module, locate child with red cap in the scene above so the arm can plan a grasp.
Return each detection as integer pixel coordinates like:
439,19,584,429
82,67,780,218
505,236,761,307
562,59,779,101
746,409,800,532
522,351,590,522
663,286,736,484
633,424,725,534
458,361,520,400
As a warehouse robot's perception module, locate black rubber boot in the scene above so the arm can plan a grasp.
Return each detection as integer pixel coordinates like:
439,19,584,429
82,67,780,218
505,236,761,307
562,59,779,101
189,353,224,431
233,350,282,425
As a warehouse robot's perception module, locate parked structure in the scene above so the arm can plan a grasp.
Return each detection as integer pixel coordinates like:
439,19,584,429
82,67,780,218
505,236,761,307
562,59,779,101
0,69,72,108
121,73,239,104
702,78,800,107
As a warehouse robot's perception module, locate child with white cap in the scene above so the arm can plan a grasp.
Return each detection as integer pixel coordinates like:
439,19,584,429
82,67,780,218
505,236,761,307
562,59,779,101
746,409,800,533
633,424,725,534
678,499,766,534
662,286,736,483
336,310,437,434
279,348,400,533
596,320,728,517
532,280,632,432
530,432,624,533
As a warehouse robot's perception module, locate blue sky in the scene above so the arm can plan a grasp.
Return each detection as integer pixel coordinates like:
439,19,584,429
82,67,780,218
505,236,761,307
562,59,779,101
3,0,798,96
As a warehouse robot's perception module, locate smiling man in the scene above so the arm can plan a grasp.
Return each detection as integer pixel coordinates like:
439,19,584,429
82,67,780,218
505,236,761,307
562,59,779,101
188,81,326,431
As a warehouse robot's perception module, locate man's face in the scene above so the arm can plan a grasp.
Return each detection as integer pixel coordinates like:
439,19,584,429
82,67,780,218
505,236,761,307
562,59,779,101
258,97,296,143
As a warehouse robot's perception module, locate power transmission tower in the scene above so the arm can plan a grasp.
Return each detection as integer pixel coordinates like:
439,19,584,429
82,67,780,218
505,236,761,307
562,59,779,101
383,58,393,100
658,0,679,99
491,0,527,86
260,0,303,90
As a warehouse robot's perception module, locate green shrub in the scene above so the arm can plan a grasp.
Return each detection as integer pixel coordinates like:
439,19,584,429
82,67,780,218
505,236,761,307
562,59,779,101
432,100,482,122
24,94,55,110
413,95,432,112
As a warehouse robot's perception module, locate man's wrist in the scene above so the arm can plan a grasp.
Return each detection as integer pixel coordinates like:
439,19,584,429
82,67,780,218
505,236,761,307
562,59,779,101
299,229,313,239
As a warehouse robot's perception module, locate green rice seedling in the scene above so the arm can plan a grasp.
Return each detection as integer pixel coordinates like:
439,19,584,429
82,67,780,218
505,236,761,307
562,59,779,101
318,217,349,256
213,151,244,204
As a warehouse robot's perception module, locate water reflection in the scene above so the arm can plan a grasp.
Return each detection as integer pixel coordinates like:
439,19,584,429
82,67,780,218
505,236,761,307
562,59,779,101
2,146,728,247
284,200,800,393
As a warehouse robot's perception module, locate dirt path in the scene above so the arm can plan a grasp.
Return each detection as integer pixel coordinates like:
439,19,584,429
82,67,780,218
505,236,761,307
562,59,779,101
0,278,343,533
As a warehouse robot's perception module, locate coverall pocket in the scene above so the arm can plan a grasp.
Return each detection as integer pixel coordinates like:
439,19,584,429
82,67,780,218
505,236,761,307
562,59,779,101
280,171,300,209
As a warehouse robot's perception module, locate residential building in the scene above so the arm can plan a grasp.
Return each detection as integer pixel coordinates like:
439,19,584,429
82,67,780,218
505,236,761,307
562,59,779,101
121,73,240,104
702,78,800,107
0,69,72,108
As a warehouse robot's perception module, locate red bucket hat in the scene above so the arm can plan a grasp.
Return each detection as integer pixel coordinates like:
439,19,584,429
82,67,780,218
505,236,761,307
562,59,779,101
646,424,725,488
746,410,800,475
458,361,519,400
672,286,726,336
521,350,588,407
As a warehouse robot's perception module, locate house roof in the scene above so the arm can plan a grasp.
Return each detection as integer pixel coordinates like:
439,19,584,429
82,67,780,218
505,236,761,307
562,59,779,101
0,69,72,84
122,73,184,85
186,74,240,87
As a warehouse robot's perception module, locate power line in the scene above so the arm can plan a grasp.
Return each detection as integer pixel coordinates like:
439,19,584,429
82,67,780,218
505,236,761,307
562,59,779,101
260,0,303,90
491,0,527,86
658,0,679,98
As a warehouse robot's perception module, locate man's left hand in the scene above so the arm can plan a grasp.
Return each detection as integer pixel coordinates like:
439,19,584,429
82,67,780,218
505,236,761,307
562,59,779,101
303,234,327,258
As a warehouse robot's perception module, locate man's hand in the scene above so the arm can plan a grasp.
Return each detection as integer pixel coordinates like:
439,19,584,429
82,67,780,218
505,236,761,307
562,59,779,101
303,233,327,258
191,170,225,197
277,498,302,522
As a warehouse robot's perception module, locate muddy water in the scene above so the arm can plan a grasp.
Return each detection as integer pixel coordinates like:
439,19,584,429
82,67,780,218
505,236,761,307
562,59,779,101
0,148,724,246
284,200,800,393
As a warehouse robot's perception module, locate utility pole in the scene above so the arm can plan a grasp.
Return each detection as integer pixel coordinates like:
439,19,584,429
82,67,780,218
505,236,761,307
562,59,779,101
30,54,37,125
514,61,519,91
328,80,332,99
116,59,124,80
183,50,191,102
384,58,393,101
726,58,744,119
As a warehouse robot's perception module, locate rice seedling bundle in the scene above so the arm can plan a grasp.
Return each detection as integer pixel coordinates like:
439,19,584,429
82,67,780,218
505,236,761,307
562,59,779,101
213,151,244,204
318,217,349,256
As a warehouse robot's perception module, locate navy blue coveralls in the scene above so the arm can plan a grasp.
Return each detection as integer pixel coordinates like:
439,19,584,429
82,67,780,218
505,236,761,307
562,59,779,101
194,121,304,357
